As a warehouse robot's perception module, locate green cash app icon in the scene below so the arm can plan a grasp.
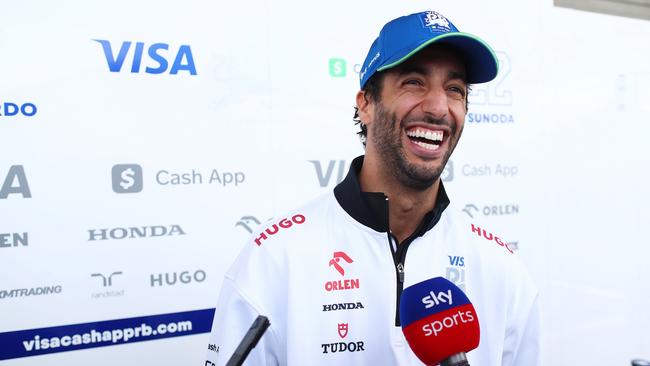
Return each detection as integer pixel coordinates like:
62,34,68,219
329,58,347,77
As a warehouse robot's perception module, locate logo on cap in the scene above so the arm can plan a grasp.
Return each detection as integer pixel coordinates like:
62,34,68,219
359,52,380,82
420,11,451,32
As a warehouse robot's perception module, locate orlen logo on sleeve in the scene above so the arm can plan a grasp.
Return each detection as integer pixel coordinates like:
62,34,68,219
399,277,479,365
253,214,306,246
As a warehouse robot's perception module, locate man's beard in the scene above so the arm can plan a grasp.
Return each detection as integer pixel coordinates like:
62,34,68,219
369,103,460,191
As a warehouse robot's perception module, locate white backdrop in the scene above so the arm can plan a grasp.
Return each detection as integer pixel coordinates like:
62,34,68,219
1,1,649,365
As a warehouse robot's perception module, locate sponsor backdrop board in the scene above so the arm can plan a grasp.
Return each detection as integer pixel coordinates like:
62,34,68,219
1,0,649,365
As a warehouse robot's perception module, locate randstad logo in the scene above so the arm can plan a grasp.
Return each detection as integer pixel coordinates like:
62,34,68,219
94,40,197,75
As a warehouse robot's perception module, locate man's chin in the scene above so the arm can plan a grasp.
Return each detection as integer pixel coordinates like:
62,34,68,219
395,164,443,191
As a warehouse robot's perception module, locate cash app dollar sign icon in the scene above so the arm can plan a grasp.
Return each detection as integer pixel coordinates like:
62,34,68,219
329,58,347,77
112,164,143,193
120,168,135,190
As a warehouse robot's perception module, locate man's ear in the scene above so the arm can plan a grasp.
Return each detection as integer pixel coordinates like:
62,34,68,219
356,90,374,126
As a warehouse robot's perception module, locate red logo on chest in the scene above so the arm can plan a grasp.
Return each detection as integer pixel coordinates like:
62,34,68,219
338,323,349,339
329,251,353,275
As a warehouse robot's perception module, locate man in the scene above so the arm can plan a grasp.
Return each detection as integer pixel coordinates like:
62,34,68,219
205,10,540,366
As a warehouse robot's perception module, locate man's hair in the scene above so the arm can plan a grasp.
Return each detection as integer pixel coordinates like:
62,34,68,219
352,71,472,147
353,72,385,147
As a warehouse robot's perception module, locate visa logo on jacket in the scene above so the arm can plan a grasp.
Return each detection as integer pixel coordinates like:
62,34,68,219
448,255,464,267
94,40,197,75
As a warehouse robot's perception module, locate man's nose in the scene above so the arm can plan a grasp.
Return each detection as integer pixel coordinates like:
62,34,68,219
420,87,449,120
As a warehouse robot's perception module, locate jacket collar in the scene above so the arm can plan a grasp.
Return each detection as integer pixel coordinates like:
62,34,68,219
333,155,450,237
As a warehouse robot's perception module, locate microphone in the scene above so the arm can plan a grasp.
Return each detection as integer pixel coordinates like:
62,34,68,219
225,316,271,366
399,277,480,366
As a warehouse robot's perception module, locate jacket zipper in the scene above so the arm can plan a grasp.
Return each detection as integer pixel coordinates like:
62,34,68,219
386,198,417,327
386,198,433,326
392,233,416,326
395,258,405,326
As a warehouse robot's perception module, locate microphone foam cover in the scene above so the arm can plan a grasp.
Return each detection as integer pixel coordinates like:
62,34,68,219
400,277,480,365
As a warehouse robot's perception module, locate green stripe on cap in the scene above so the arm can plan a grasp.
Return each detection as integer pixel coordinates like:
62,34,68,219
376,32,498,74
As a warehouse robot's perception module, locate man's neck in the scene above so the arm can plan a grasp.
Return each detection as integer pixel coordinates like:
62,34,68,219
359,155,440,243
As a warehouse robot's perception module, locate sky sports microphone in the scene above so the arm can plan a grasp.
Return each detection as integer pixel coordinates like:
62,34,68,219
399,277,480,366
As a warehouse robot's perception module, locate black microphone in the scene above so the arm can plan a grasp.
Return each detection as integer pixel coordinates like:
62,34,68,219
225,316,270,366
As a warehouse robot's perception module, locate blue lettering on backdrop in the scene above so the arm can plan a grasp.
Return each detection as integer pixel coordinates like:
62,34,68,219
0,308,215,360
94,40,197,75
146,43,169,74
130,42,145,73
0,103,37,117
171,45,196,74
465,51,514,125
94,40,131,72
467,113,514,124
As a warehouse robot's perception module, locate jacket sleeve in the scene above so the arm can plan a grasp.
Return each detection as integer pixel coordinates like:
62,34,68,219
503,291,541,366
204,276,282,366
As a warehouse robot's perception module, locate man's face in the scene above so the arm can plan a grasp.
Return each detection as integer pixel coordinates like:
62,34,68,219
363,45,468,190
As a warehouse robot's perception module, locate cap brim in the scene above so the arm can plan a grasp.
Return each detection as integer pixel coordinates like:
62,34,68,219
377,32,498,84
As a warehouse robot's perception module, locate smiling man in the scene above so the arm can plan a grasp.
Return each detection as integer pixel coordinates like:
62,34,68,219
356,44,471,244
205,11,540,366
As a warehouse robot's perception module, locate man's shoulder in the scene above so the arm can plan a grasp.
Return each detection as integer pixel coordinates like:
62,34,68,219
244,191,339,250
440,205,518,258
440,205,537,294
224,191,339,284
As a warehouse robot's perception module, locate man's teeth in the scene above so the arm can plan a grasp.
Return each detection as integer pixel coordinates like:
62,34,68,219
406,129,443,141
414,141,440,151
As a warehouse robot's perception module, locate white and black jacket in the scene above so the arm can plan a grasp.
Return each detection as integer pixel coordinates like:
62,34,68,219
205,155,540,366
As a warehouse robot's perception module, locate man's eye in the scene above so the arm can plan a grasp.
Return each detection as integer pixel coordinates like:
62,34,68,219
448,86,466,97
404,79,423,86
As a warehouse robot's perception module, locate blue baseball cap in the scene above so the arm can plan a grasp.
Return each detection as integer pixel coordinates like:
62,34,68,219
359,11,499,88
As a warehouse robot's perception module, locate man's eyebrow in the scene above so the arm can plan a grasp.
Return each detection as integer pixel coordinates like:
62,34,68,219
395,64,428,77
395,65,467,83
448,71,467,83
